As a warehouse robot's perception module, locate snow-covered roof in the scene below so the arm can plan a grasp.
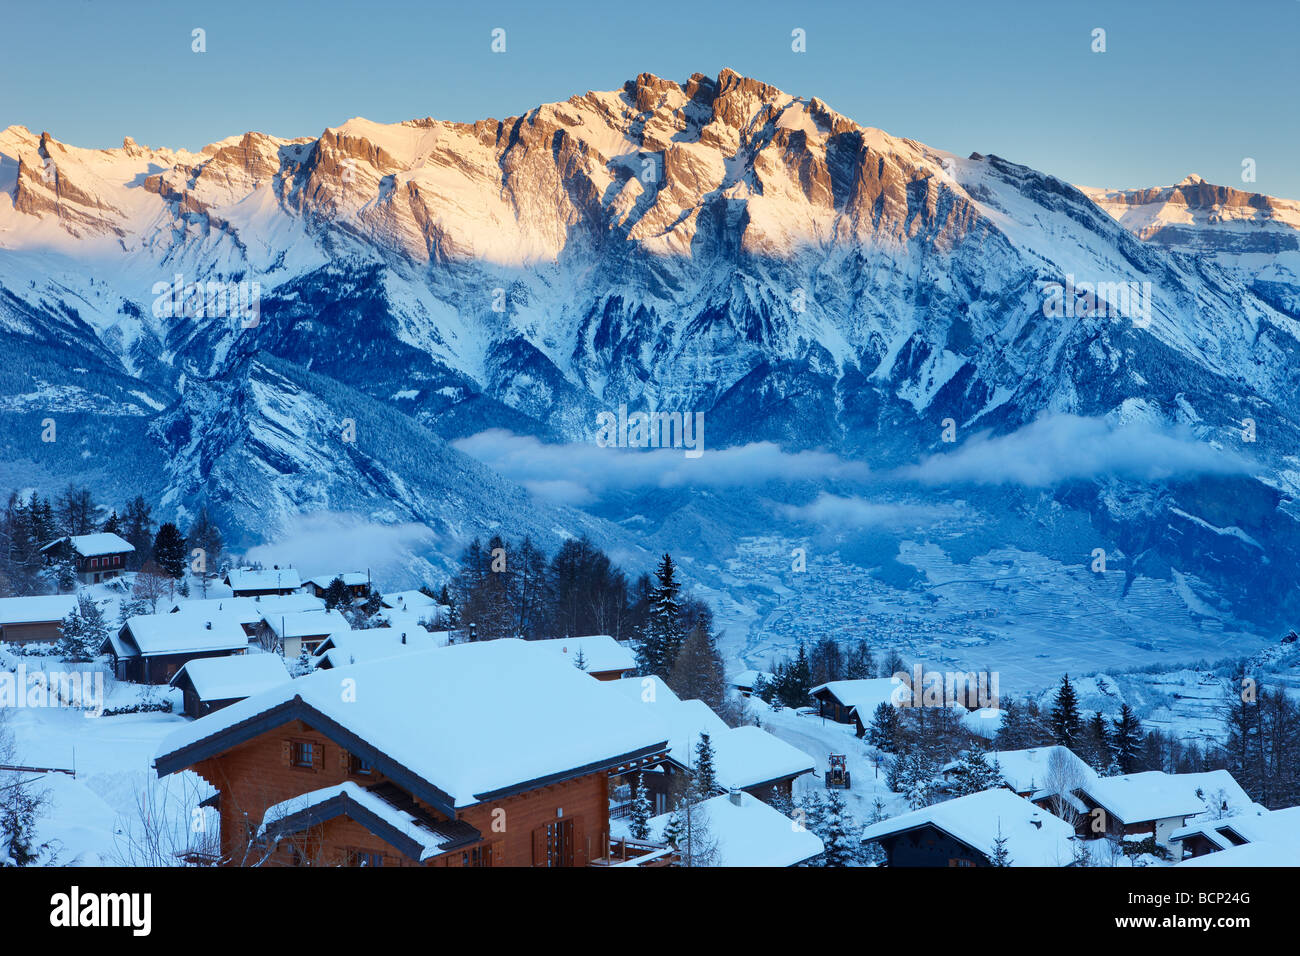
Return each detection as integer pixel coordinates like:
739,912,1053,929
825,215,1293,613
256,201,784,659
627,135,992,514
170,654,291,702
313,628,450,668
253,594,325,615
809,677,910,715
647,791,824,867
380,590,439,611
258,782,473,863
225,567,301,591
1078,770,1253,825
1177,841,1300,867
1170,804,1300,850
118,613,250,657
945,746,1096,796
40,532,134,557
168,597,262,625
307,571,370,589
605,676,814,791
860,789,1079,866
155,639,671,809
728,669,771,688
260,609,350,639
535,635,635,675
0,594,78,624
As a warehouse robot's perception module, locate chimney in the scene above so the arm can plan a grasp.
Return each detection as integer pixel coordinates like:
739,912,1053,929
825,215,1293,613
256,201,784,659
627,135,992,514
1030,813,1042,829
205,620,212,630
400,632,407,645
729,788,743,807
469,623,477,642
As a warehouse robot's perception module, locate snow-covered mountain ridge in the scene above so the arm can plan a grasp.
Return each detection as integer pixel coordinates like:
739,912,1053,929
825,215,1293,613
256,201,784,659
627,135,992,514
2,69,1299,632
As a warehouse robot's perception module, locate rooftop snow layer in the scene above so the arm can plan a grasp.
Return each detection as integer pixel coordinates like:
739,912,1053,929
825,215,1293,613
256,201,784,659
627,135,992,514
170,653,291,702
647,790,824,866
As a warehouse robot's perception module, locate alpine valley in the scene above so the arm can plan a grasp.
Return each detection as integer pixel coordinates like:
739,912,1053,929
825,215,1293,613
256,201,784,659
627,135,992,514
3,69,1300,691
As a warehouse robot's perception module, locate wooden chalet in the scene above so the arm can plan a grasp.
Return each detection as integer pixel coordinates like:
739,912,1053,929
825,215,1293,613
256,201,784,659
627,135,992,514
170,654,292,719
224,567,301,598
307,572,372,602
809,678,906,736
0,595,78,644
535,635,636,681
860,789,1078,867
40,532,134,584
257,609,350,659
605,676,814,815
152,639,671,867
1069,770,1254,853
105,613,249,684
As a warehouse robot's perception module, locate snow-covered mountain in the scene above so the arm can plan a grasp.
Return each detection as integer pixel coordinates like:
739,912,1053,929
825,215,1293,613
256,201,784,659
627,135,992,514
2,69,1298,631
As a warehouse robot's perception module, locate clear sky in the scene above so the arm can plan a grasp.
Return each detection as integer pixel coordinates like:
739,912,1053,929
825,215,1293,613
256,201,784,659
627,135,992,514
3,0,1298,197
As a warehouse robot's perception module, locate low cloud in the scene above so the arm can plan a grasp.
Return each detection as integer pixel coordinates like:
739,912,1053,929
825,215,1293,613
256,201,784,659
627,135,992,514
244,512,439,581
452,430,871,505
896,414,1252,487
781,493,966,529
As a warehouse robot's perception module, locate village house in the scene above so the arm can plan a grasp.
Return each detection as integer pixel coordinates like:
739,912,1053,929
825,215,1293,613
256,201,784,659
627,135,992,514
1170,805,1300,860
860,788,1079,867
104,613,250,684
224,567,301,598
40,532,135,584
809,678,910,735
380,590,441,614
152,639,671,867
170,654,292,719
728,669,772,698
257,609,350,659
535,635,636,681
1069,770,1254,854
605,676,814,814
642,789,824,867
0,594,78,644
939,745,1096,801
307,572,372,602
169,594,326,639
312,628,450,669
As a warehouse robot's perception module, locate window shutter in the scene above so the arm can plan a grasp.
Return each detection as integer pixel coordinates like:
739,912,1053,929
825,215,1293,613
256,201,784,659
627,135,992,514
314,742,325,771
281,740,291,766
339,748,349,772
490,841,504,867
532,826,547,867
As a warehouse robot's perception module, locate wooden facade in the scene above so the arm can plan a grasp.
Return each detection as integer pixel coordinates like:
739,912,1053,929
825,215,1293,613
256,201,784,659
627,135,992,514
0,619,63,644
871,824,988,867
185,718,618,867
111,647,245,686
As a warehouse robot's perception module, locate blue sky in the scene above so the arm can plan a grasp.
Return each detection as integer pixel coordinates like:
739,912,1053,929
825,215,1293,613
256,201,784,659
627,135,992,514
4,0,1298,196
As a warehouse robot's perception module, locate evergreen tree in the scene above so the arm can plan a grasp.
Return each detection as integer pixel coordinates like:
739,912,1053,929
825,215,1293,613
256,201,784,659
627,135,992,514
692,732,718,798
57,593,108,662
573,647,588,671
122,496,155,570
866,701,901,752
628,774,652,841
667,625,729,719
101,510,121,535
637,554,683,679
767,785,795,819
950,747,1005,796
1050,675,1083,749
844,640,876,679
862,798,888,866
1086,710,1112,771
323,576,352,611
819,789,856,867
989,822,1012,866
152,522,186,579
1110,704,1142,774
184,507,224,579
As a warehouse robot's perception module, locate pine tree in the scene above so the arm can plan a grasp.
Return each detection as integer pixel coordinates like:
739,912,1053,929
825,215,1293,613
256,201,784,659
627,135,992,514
693,732,718,798
122,496,155,570
667,625,729,717
101,510,121,535
573,647,587,671
989,821,1012,866
844,640,876,679
867,701,900,752
1050,675,1082,749
323,576,352,611
1110,704,1142,774
629,774,652,841
819,789,856,867
1086,710,1112,771
152,523,186,579
950,747,1004,795
767,785,795,819
637,554,683,678
862,798,889,866
57,593,107,662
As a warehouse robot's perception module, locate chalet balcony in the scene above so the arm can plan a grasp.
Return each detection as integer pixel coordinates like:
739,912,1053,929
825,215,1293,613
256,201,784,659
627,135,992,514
590,837,677,867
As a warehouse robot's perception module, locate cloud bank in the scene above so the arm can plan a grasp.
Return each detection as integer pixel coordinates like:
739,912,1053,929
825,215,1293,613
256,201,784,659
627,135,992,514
896,414,1252,487
243,512,440,582
780,493,966,529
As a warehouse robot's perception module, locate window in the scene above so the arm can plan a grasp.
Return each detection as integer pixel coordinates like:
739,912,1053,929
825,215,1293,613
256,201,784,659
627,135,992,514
462,845,492,867
113,555,121,566
89,558,98,568
349,754,374,777
537,819,574,867
291,741,315,768
949,858,977,867
347,849,383,867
